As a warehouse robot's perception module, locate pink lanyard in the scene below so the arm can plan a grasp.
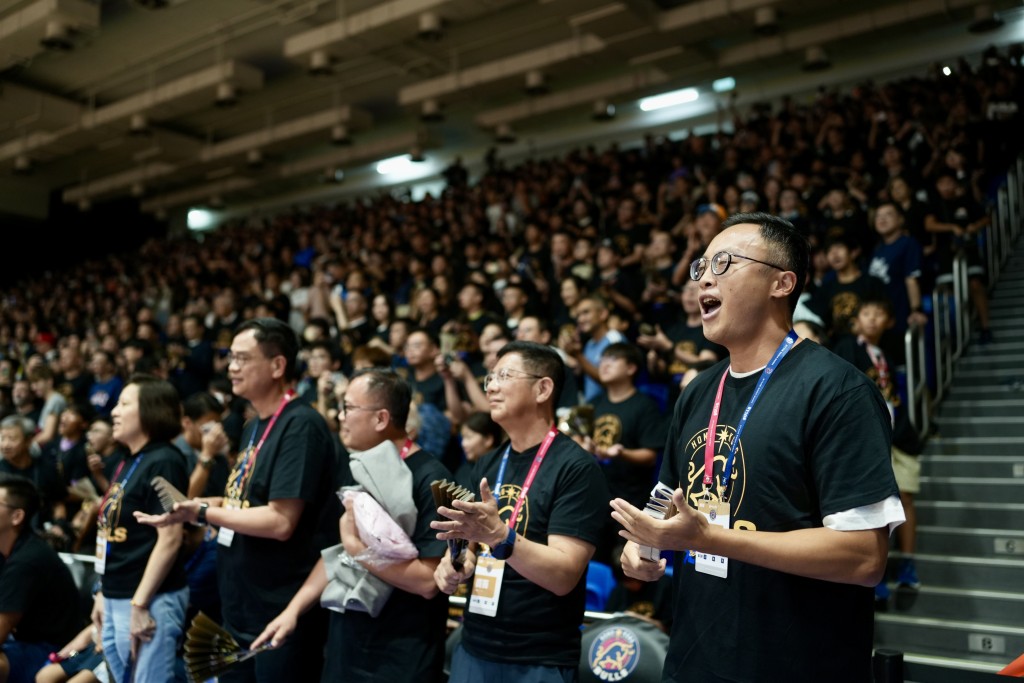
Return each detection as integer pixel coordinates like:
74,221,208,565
494,427,558,530
399,437,414,460
236,390,294,499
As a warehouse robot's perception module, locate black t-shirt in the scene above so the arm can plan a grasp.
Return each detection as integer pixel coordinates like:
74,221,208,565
591,391,667,508
44,439,89,486
811,272,888,339
0,531,81,646
462,432,610,667
658,341,897,682
99,441,190,598
328,449,452,682
217,399,336,634
408,371,447,411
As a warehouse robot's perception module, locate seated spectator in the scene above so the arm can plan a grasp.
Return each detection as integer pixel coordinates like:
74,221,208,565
562,295,625,403
0,475,81,683
175,392,231,500
86,352,122,420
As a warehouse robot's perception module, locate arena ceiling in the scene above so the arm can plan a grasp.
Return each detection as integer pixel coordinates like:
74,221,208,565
0,0,1021,222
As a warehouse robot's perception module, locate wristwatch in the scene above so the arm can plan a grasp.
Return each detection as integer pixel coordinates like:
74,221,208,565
197,502,209,525
490,527,516,560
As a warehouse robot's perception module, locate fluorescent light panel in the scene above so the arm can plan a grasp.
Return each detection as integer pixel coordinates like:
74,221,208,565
639,87,699,111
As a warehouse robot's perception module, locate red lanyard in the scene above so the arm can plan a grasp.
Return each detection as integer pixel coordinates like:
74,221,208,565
399,437,414,460
858,337,889,390
494,427,558,531
237,390,294,499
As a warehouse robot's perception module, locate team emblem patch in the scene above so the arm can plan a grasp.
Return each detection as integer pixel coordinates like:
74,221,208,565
588,626,641,681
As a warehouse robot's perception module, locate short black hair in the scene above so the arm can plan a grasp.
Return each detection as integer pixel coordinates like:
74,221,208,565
183,391,223,421
856,295,894,318
234,317,301,381
128,374,184,443
495,341,566,411
351,368,411,431
601,342,644,371
463,411,504,446
721,211,809,316
0,475,40,529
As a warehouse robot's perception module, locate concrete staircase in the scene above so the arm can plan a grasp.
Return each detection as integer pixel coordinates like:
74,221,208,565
874,242,1024,678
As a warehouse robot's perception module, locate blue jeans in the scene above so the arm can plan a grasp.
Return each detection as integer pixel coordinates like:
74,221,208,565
449,645,577,683
102,588,188,683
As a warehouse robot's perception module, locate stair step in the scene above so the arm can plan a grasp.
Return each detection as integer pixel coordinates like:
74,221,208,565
876,585,1024,627
953,368,1024,382
987,318,1024,329
916,501,1024,530
946,383,1024,399
915,526,1024,557
931,417,1024,439
903,654,1005,681
937,398,1024,418
920,454,1024,478
918,476,1024,504
875,613,1024,665
957,352,1024,366
923,436,1024,456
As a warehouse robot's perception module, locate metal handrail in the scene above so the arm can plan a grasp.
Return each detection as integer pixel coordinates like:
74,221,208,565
903,322,929,441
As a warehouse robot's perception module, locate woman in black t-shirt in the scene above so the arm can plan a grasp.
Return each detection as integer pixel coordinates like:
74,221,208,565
94,375,189,683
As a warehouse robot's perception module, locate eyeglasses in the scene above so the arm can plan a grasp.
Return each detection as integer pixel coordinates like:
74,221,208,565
483,367,544,392
340,403,381,417
690,251,786,281
226,352,262,367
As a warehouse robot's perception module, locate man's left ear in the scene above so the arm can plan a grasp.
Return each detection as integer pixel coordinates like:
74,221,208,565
773,271,798,301
270,356,287,380
534,377,555,404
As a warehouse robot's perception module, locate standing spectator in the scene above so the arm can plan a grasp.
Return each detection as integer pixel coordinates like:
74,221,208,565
812,233,888,340
563,295,624,403
613,213,901,682
137,318,336,683
86,351,123,419
55,340,90,407
253,369,452,682
175,392,231,500
85,417,124,496
583,342,667,562
433,342,609,681
167,315,214,402
28,366,66,448
93,375,189,683
925,171,993,343
867,202,929,360
403,330,447,412
0,476,81,683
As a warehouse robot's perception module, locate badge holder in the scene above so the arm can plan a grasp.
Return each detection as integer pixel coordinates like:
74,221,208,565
694,496,730,578
637,482,678,562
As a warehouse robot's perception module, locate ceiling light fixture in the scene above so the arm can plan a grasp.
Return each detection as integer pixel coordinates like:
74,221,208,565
639,87,699,112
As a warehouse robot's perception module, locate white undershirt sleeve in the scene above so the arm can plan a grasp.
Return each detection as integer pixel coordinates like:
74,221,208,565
823,495,905,536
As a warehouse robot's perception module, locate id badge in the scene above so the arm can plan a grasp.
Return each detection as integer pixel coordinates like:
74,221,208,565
94,529,108,575
217,499,241,547
695,500,730,578
467,555,505,617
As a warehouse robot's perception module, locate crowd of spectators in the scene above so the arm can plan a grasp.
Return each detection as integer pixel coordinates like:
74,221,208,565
0,46,1020,682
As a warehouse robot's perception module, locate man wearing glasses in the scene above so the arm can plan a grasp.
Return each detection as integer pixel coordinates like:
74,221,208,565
611,213,903,682
250,368,451,682
433,341,609,682
137,318,336,683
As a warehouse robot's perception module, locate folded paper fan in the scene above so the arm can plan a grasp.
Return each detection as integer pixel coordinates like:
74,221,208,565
430,479,476,570
151,476,187,513
184,612,271,682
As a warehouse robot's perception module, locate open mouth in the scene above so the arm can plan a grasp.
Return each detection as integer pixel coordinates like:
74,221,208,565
699,296,722,317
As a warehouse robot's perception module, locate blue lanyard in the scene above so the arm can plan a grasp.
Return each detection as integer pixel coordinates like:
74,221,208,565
492,427,558,529
98,453,145,529
706,330,797,497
